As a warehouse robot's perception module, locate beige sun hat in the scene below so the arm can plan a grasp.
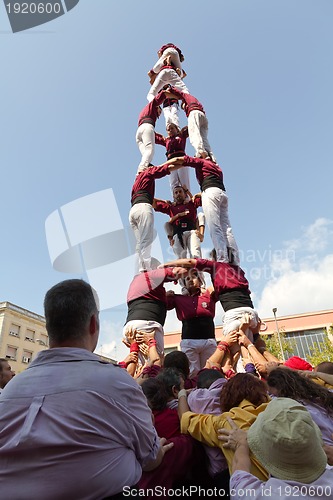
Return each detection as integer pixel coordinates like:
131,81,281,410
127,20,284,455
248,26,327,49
247,397,327,484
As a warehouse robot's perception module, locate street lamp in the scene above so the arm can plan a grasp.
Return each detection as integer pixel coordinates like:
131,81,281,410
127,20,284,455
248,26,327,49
272,307,285,361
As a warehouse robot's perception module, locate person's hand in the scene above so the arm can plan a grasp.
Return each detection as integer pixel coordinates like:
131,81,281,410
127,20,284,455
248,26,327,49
195,230,204,242
224,330,238,346
138,343,149,358
166,290,175,296
238,332,252,348
239,313,250,333
165,156,185,166
254,360,268,375
266,361,281,374
217,417,248,451
159,437,174,456
135,328,155,345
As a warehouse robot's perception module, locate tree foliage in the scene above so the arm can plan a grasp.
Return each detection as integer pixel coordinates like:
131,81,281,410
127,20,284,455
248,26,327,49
307,325,333,367
264,328,295,361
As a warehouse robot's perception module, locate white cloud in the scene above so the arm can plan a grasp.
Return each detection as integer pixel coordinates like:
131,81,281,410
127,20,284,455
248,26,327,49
257,218,333,317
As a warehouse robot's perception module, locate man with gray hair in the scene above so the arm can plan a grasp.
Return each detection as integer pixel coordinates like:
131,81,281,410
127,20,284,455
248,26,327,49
0,279,172,499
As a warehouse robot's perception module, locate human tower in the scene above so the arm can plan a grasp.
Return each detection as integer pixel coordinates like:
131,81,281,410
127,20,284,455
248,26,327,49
122,43,261,377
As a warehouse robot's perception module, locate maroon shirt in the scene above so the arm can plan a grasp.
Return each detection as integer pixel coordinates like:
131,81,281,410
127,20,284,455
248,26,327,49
182,156,224,191
137,90,166,127
131,163,171,205
155,127,188,159
127,268,176,304
194,259,253,311
167,86,205,117
167,289,217,321
194,259,250,295
154,198,201,229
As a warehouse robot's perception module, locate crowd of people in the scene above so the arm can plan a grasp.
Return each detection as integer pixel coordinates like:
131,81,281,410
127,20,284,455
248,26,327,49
0,43,333,499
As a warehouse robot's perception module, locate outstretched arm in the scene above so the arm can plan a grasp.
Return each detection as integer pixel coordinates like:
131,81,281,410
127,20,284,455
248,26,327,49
159,258,197,268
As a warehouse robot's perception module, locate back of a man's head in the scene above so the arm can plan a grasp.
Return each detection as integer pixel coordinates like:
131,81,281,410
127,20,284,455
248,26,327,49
44,279,99,345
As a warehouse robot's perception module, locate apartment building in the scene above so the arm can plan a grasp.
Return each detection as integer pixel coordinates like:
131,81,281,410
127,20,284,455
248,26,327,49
0,302,48,373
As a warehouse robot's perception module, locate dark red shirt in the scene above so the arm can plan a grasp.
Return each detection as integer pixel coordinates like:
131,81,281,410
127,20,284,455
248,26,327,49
137,90,166,127
131,164,171,205
182,156,224,190
154,198,201,229
155,127,188,159
194,259,250,295
127,268,176,304
167,87,205,117
167,289,217,321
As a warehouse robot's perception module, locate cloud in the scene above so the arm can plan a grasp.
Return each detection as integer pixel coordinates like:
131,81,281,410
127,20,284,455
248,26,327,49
257,218,333,317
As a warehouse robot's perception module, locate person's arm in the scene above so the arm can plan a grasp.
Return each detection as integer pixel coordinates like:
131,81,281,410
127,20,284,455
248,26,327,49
155,132,166,146
142,438,174,471
301,370,333,386
218,418,251,474
177,388,191,419
168,209,190,225
238,332,267,372
159,258,197,269
204,330,239,370
181,126,189,138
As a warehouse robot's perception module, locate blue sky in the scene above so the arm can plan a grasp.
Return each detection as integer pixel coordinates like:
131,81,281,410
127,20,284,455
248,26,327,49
1,0,333,360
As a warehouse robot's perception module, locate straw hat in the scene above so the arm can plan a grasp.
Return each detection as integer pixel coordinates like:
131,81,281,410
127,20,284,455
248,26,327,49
247,398,327,483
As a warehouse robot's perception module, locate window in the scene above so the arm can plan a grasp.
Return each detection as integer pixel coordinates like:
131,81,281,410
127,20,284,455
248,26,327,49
284,328,327,360
22,351,33,364
5,346,17,361
25,329,35,342
9,324,20,338
36,334,48,346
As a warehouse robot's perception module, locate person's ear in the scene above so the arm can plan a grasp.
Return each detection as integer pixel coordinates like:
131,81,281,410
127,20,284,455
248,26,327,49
89,313,99,335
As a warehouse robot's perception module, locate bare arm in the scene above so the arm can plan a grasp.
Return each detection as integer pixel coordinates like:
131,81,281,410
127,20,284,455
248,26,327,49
159,258,197,269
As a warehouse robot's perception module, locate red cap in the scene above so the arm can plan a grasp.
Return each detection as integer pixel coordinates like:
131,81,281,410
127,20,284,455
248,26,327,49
284,356,313,371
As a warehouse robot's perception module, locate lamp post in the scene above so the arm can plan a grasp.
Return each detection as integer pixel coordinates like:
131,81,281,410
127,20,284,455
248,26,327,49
272,307,285,362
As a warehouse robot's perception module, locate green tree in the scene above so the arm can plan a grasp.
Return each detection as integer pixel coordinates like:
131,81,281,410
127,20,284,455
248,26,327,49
307,325,333,367
264,329,295,361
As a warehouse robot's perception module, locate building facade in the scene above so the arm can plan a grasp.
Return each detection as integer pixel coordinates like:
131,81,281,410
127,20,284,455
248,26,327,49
164,309,333,360
0,302,48,373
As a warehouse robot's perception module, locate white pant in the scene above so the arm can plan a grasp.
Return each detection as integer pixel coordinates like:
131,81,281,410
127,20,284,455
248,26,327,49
222,307,259,343
147,68,189,127
180,339,217,378
201,187,239,264
172,230,202,259
169,167,191,192
136,123,155,173
129,203,154,271
123,320,164,365
163,102,181,128
188,110,215,160
153,48,183,77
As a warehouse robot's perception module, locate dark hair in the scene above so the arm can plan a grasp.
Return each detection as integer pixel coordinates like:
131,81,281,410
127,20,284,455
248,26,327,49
157,368,183,398
315,361,333,375
44,279,98,343
267,367,333,414
197,369,224,389
220,373,268,412
164,351,190,378
141,378,169,410
0,358,8,373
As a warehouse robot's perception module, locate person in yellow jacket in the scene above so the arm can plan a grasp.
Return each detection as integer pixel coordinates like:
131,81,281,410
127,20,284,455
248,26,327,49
178,372,270,480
